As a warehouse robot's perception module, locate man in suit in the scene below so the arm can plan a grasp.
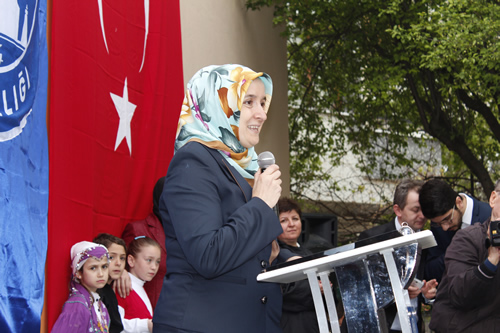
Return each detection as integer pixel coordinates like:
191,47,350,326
419,179,491,283
359,179,426,239
359,179,437,333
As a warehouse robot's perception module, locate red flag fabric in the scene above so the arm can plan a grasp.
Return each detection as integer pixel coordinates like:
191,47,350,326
47,0,183,329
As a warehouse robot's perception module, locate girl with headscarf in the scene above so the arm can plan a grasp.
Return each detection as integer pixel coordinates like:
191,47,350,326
152,64,293,333
52,241,111,333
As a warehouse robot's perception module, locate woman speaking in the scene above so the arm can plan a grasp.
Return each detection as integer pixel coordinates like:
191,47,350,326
153,64,293,333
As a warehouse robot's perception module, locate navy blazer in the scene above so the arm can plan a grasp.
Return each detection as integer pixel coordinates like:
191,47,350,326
425,195,491,283
153,142,290,333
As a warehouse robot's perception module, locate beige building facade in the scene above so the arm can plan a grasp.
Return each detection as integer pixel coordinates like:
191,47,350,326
180,0,290,195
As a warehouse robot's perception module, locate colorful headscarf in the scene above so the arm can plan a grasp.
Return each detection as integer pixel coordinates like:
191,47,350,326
71,241,109,277
175,64,273,179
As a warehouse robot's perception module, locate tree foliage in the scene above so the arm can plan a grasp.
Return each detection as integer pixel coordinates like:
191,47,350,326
247,0,500,199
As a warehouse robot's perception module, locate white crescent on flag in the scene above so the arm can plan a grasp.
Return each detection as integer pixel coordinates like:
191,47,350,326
96,0,149,154
97,0,149,72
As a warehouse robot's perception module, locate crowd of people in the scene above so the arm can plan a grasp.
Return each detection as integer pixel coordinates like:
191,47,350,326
52,64,500,333
357,177,499,333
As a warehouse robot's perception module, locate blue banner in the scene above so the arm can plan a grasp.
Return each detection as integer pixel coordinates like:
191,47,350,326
0,0,49,332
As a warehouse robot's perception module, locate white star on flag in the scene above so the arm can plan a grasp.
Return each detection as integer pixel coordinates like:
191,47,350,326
111,78,137,154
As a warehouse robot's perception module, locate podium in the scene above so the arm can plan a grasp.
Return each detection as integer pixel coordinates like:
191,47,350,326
258,230,436,333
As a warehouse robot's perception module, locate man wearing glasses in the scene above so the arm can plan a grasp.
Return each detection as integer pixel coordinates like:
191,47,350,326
419,179,491,283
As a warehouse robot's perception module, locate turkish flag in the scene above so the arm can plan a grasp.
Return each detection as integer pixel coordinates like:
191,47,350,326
47,0,183,329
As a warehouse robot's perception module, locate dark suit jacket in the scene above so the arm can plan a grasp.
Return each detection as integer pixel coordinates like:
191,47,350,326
152,142,292,333
358,219,424,333
425,195,491,283
122,212,166,309
278,241,319,333
358,219,397,241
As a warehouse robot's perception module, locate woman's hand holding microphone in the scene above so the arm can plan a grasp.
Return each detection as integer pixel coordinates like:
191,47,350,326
253,164,282,209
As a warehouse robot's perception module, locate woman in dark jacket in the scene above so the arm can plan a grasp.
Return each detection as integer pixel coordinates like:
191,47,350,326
152,64,294,333
277,197,328,333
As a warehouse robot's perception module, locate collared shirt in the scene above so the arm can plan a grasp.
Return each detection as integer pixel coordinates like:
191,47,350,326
395,217,421,233
90,291,103,323
460,193,474,229
395,217,403,232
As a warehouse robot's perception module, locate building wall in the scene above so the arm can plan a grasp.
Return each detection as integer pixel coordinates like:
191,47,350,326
180,0,290,195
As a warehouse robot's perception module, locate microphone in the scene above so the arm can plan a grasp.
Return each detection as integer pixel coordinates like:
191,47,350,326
257,151,275,172
257,151,280,217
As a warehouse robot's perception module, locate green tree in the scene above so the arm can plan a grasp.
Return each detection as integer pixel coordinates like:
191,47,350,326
247,0,500,199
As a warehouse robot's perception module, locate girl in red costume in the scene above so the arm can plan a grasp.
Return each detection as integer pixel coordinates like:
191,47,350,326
116,236,161,333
